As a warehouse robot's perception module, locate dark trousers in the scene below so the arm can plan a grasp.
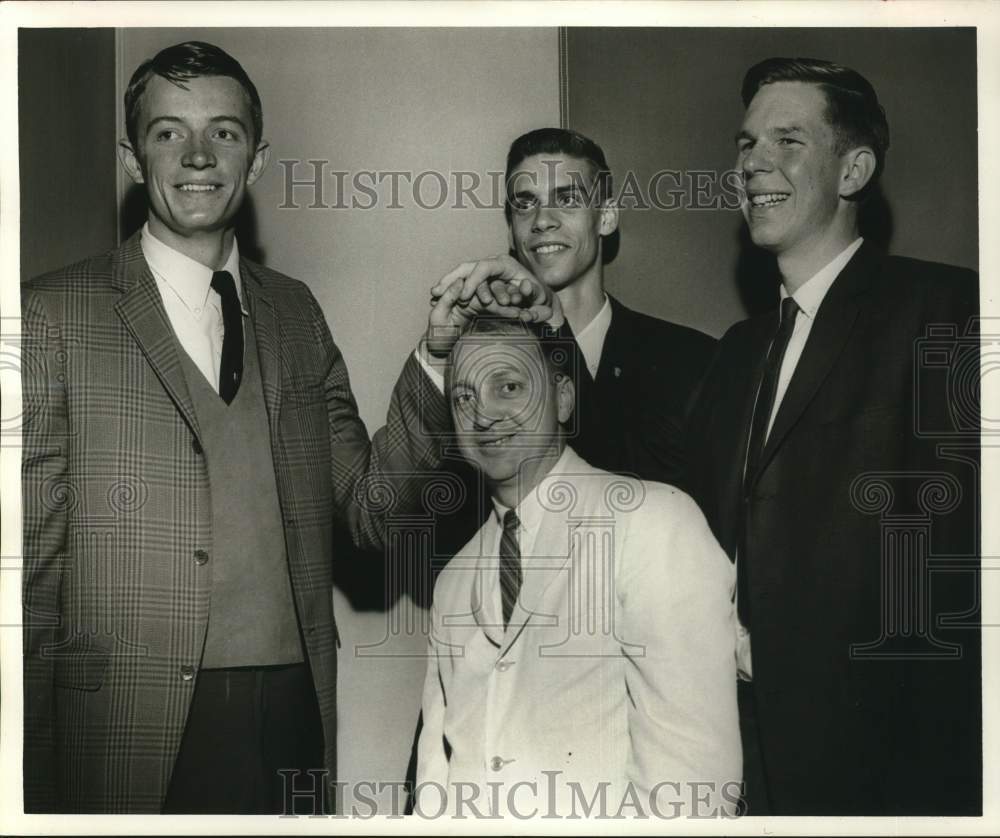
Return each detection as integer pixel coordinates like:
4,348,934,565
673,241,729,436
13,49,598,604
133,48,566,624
163,663,324,815
737,678,772,816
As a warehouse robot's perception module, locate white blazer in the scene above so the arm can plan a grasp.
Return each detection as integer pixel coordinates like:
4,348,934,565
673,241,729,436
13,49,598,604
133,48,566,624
417,447,741,819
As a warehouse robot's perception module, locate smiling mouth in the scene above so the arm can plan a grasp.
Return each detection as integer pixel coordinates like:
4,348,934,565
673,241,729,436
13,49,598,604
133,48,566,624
480,433,517,448
532,243,568,256
748,192,789,208
177,184,220,193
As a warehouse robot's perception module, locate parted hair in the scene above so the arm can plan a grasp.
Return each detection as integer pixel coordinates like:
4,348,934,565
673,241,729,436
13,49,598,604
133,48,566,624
504,127,613,221
742,57,890,197
124,41,263,151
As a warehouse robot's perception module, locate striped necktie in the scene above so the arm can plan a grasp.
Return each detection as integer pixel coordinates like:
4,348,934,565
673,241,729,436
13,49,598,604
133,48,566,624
500,509,522,630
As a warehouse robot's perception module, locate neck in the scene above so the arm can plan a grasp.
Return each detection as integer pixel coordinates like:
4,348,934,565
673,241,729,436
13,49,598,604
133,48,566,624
777,216,858,295
490,440,565,509
148,219,235,270
556,272,606,335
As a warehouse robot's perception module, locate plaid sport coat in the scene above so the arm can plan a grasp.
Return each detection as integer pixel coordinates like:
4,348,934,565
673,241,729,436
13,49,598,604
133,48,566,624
21,232,448,813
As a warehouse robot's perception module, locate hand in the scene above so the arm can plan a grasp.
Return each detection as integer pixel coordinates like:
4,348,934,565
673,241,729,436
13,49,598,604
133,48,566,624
425,255,562,357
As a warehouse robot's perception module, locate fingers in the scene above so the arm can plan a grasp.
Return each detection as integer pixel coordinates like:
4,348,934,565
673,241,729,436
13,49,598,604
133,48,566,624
430,255,532,303
428,256,555,328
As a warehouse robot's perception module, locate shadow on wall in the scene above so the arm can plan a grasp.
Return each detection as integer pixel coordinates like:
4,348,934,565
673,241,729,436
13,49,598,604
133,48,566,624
120,182,268,264
733,185,895,319
331,456,489,613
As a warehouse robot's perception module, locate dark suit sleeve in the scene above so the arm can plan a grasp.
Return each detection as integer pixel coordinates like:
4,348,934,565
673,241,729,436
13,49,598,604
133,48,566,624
640,328,717,488
303,289,450,552
21,286,68,812
888,267,981,812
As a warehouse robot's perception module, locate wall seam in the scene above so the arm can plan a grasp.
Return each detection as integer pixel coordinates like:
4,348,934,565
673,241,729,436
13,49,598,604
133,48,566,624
114,28,125,246
558,27,569,128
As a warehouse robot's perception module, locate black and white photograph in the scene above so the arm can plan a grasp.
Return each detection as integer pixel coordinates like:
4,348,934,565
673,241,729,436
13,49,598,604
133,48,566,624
1,1,997,832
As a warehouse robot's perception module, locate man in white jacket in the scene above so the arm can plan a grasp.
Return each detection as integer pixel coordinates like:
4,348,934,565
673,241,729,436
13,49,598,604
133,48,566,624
416,316,741,820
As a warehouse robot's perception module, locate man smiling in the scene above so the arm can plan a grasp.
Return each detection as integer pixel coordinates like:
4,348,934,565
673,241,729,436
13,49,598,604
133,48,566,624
684,57,981,815
20,41,510,814
417,317,740,817
433,128,715,486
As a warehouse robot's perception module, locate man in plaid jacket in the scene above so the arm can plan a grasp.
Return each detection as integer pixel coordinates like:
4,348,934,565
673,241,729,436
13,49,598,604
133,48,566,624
20,40,541,815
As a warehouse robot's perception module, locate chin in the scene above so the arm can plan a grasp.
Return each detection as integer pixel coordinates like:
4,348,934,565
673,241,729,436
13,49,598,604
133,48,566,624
535,270,575,291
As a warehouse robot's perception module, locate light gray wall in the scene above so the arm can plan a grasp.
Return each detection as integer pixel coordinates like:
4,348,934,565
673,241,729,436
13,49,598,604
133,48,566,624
118,27,559,804
566,28,978,337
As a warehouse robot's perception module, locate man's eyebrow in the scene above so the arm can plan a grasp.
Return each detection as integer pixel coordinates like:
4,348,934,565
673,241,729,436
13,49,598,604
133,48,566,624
209,115,250,130
735,125,807,144
146,116,184,132
454,360,529,382
145,114,249,132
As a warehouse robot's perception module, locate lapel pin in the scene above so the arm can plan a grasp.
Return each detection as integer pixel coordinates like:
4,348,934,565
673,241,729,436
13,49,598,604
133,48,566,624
613,366,622,378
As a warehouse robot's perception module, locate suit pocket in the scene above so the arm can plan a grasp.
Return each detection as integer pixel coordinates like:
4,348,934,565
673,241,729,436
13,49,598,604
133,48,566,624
49,632,113,691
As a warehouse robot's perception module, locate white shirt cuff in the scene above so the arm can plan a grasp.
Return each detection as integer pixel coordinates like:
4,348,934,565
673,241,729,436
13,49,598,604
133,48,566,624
414,345,446,395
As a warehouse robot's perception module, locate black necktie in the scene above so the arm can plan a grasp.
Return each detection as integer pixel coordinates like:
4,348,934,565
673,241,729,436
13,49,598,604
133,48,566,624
738,295,799,627
211,270,243,404
499,510,522,630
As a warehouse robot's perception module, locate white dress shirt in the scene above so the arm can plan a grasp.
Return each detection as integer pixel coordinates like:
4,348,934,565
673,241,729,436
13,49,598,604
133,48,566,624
141,224,246,393
573,293,612,380
737,236,863,680
478,475,554,628
765,237,864,437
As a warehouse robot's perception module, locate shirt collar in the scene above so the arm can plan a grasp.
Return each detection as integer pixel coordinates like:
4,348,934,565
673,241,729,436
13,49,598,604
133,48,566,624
488,445,574,539
780,237,863,320
573,294,612,378
141,223,246,315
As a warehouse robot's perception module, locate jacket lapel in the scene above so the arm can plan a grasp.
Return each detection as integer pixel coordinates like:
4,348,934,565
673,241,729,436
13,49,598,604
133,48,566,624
753,242,878,483
500,452,596,656
112,233,201,439
240,259,283,427
593,296,632,389
500,518,579,658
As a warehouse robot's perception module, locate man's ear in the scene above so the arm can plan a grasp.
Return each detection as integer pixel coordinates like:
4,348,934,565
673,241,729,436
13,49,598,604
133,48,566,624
556,375,576,424
598,199,620,237
246,141,271,186
117,139,145,184
840,146,876,199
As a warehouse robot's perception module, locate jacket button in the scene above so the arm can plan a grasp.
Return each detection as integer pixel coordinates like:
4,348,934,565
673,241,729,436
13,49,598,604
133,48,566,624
490,756,505,772
193,549,209,566
180,665,196,682
495,660,512,672
191,438,203,455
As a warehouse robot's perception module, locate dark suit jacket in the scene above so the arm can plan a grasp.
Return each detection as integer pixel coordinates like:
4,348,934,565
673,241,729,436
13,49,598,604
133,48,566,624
567,295,716,485
684,242,981,815
21,232,449,813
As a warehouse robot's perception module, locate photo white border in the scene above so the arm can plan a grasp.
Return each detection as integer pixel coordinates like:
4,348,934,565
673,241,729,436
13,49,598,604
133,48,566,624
1,1,997,835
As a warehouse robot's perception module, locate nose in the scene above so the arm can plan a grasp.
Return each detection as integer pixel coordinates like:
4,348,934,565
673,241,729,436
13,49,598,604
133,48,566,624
473,396,501,430
740,142,772,181
530,204,560,233
182,136,216,169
